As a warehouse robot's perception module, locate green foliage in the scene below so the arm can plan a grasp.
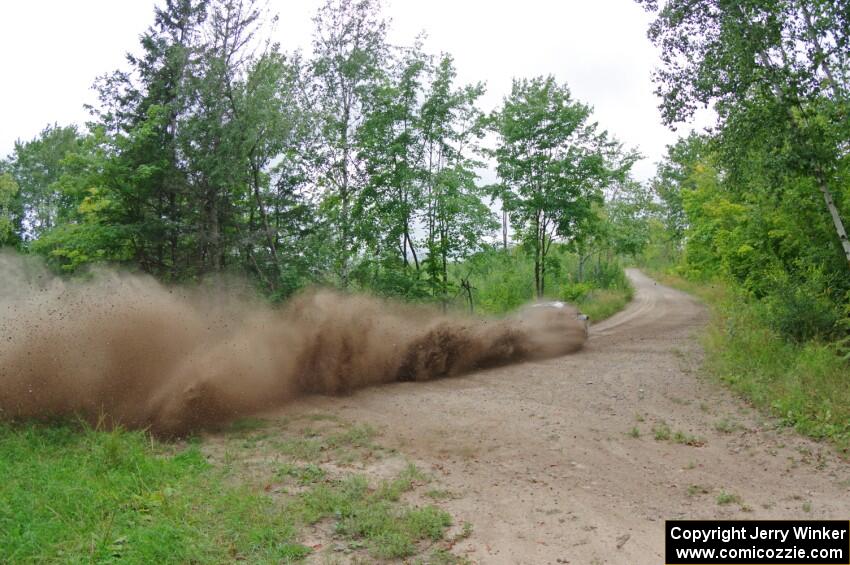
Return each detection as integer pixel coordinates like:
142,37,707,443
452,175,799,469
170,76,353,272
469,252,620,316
652,271,850,453
0,422,310,563
603,180,656,258
640,0,850,348
576,288,634,322
312,0,390,287
648,132,849,345
450,244,632,319
418,56,496,301
652,422,671,441
716,491,742,506
757,265,841,342
491,75,638,297
711,294,850,450
4,0,647,313
347,51,496,303
5,124,81,241
290,467,452,559
0,172,20,246
451,248,534,314
559,281,593,302
649,133,707,243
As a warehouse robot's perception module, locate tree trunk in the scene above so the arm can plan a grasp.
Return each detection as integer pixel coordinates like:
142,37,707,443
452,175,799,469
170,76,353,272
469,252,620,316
817,176,850,268
252,162,282,286
502,207,508,251
339,175,350,289
797,5,850,268
533,212,542,297
540,250,546,296
338,93,353,289
169,190,179,280
534,256,541,298
578,252,591,283
441,230,448,300
210,197,221,271
405,231,419,271
755,39,850,271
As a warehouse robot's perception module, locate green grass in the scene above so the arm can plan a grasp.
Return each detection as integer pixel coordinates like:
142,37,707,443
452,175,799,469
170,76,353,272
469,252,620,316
450,245,633,320
713,418,740,434
268,422,385,466
227,417,269,433
577,287,634,322
705,301,850,451
649,269,850,453
716,491,742,506
0,419,459,563
686,484,710,497
672,430,705,447
653,422,672,441
326,423,378,449
425,489,456,500
0,421,310,564
652,421,704,446
277,463,327,485
271,434,325,461
428,548,474,564
290,465,451,559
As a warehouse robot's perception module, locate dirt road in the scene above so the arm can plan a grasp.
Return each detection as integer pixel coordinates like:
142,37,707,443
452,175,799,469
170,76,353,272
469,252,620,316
283,269,850,563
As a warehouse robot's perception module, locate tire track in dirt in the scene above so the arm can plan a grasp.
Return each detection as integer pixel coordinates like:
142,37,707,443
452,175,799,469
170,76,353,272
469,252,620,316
265,269,850,564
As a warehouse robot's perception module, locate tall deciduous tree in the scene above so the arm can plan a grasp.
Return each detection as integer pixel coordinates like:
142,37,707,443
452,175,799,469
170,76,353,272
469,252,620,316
638,0,850,269
492,76,635,297
356,44,428,275
651,133,710,245
420,55,494,302
7,125,81,241
311,0,388,287
0,172,19,247
235,51,316,295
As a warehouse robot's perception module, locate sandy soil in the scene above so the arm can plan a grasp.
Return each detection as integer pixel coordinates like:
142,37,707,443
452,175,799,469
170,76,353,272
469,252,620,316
277,269,850,564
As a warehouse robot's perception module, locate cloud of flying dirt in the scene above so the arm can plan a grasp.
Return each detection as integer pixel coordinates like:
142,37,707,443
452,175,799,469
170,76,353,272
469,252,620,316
0,254,586,436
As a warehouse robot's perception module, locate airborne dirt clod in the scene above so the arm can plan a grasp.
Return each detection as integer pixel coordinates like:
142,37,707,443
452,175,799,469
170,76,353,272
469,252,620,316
0,255,585,435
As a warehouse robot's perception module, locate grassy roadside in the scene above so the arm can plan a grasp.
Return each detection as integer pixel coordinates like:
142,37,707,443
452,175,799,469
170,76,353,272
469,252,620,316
0,417,467,564
451,247,634,322
0,422,310,564
647,270,850,454
576,286,634,322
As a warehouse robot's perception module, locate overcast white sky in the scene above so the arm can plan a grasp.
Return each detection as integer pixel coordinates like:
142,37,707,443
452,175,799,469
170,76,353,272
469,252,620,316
0,0,711,181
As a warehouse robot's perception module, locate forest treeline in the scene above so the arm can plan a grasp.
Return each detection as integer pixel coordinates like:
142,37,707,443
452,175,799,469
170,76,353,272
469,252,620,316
639,0,850,346
2,0,848,344
638,0,850,446
0,0,646,310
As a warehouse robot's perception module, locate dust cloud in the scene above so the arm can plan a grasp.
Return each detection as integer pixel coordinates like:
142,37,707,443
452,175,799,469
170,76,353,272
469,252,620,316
0,255,586,436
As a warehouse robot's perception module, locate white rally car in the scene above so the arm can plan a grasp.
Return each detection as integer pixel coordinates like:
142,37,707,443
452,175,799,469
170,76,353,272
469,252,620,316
529,301,589,337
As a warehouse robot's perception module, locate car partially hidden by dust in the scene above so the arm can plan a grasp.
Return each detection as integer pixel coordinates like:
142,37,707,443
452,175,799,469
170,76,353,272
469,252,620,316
527,301,589,337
